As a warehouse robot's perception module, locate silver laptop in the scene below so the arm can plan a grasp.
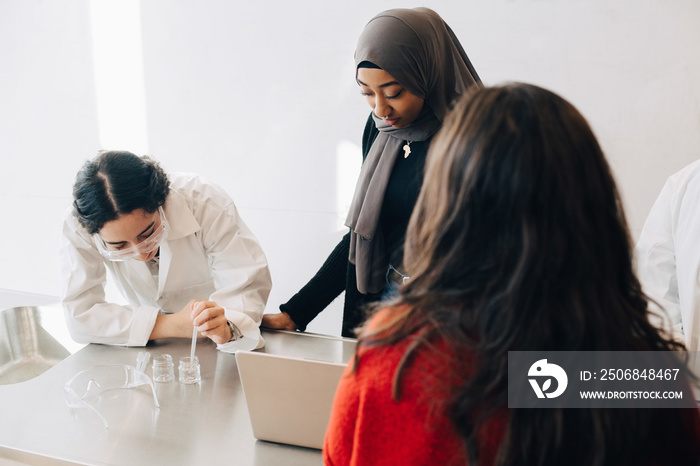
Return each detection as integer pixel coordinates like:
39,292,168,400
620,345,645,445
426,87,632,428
235,351,347,450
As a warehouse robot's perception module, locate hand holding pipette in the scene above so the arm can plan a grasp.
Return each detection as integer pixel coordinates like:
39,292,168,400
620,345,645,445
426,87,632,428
190,300,231,345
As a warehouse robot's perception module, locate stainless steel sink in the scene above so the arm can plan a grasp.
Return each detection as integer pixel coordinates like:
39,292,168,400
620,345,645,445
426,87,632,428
0,306,80,384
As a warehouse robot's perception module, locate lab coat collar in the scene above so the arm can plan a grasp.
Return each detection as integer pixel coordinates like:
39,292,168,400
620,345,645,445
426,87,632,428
163,189,201,240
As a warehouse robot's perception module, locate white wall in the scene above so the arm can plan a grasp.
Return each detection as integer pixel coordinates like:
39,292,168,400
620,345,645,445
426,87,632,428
1,0,699,336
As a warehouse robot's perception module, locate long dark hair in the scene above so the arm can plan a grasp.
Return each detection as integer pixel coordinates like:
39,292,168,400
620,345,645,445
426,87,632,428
357,83,698,465
72,150,170,234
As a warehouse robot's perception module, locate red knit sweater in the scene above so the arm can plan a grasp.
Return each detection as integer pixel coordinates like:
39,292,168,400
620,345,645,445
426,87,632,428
322,313,700,465
323,330,506,465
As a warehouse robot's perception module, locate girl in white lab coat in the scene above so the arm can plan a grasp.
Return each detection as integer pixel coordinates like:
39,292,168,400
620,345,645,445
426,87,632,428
60,151,272,351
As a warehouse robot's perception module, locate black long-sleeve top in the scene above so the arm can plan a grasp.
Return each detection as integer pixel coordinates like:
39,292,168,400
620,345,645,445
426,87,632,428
280,113,431,337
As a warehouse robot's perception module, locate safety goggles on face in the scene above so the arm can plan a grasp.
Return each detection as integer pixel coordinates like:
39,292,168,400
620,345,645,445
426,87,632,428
63,359,160,430
93,206,170,261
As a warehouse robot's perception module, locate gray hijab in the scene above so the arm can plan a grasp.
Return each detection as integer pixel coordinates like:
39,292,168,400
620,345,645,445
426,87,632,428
345,7,481,294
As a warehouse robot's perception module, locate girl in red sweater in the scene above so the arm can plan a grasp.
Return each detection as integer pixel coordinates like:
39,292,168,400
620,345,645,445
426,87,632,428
323,83,700,465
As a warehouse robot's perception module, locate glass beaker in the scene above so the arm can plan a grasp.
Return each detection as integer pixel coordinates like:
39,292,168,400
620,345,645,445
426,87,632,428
152,354,174,383
178,356,201,384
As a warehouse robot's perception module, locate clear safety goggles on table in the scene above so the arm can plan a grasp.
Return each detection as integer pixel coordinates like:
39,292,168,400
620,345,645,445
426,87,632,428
64,354,159,429
92,206,170,261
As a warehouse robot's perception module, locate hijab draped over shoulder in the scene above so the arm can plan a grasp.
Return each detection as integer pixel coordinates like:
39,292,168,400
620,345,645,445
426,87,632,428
345,7,481,294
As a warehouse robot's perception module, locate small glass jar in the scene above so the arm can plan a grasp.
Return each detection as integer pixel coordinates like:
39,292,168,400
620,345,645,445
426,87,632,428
152,354,174,383
178,356,201,384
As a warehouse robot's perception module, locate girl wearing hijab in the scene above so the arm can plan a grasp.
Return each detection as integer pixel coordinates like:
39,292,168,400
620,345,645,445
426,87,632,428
263,7,481,337
323,84,700,465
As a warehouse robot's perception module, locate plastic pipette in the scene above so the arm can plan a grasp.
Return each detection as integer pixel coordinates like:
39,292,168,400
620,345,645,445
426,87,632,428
190,325,197,361
190,301,198,361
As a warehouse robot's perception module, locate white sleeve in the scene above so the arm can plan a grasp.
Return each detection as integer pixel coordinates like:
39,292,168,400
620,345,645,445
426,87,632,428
59,213,159,346
635,178,684,344
199,199,272,352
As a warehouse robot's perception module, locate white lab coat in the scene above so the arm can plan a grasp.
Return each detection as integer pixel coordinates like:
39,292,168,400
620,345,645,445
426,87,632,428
60,173,272,351
635,159,700,351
